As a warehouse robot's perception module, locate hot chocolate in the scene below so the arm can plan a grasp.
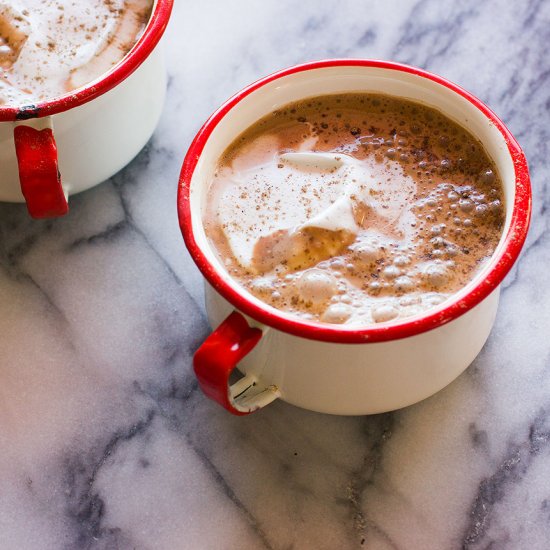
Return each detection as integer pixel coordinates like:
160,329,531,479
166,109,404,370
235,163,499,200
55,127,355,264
0,0,153,105
204,93,506,325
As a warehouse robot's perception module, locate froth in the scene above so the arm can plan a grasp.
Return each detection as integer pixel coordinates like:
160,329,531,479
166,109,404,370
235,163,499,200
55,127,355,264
0,0,153,105
210,136,418,272
204,93,506,326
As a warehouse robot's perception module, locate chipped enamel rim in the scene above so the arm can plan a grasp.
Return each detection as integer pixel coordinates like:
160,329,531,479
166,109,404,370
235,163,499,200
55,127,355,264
178,59,532,344
0,0,173,122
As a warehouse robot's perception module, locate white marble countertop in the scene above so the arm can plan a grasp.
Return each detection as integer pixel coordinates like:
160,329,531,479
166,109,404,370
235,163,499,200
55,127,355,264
1,0,549,548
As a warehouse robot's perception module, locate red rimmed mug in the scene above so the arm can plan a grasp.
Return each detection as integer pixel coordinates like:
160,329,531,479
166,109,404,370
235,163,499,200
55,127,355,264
0,0,173,219
178,60,532,416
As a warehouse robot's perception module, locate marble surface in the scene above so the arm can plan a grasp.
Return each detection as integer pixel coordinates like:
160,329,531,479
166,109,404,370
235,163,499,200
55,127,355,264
0,0,548,548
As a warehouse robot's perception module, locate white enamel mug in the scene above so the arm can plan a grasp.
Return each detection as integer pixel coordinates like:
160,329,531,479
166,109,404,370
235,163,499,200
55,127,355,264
0,0,173,219
178,60,532,416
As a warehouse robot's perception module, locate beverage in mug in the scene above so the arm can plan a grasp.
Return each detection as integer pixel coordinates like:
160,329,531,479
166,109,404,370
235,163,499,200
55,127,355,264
204,93,505,326
0,0,153,105
180,61,531,415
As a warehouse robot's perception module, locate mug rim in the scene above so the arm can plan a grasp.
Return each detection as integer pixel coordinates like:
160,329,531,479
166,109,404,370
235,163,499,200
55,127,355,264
178,59,532,344
0,0,174,122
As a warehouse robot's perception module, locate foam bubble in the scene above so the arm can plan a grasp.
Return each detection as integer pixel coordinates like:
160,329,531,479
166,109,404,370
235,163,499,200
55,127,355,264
329,258,346,270
372,304,399,323
422,262,449,288
400,295,421,306
321,303,353,324
475,204,488,217
382,265,401,279
423,293,447,306
296,269,337,304
352,243,381,264
447,191,459,201
393,255,410,267
368,281,381,293
250,278,274,295
394,276,414,291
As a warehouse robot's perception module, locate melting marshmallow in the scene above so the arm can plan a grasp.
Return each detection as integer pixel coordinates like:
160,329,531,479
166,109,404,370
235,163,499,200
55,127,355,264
213,140,418,273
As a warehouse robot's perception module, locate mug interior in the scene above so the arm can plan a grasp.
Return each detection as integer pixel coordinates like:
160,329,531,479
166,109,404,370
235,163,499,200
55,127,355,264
183,61,530,342
0,0,173,121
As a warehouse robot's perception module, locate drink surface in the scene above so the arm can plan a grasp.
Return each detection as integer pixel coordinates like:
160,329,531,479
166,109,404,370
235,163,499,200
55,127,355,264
204,93,506,326
0,0,153,105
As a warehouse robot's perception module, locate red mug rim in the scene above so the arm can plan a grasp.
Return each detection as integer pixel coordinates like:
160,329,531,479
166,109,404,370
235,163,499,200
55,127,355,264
0,0,174,122
178,59,532,344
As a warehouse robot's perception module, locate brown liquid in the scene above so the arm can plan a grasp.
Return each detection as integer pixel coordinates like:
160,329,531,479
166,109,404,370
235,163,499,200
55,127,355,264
204,93,506,325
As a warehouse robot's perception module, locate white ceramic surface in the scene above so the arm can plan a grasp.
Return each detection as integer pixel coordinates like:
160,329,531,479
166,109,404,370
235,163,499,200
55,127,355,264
206,287,500,415
0,47,166,203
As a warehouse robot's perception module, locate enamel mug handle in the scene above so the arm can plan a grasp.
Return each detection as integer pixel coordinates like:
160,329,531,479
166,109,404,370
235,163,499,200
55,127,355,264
194,311,280,415
14,118,68,219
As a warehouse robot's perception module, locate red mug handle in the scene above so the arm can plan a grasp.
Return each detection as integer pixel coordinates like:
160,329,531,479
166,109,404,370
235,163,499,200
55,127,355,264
194,311,280,415
14,118,69,219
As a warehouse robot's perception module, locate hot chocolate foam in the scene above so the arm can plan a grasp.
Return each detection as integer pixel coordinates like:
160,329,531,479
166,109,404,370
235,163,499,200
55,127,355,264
204,93,506,326
212,142,418,272
0,0,153,105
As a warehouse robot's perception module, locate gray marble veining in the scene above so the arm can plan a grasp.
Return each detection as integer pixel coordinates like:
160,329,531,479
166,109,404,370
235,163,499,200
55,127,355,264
1,0,549,548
